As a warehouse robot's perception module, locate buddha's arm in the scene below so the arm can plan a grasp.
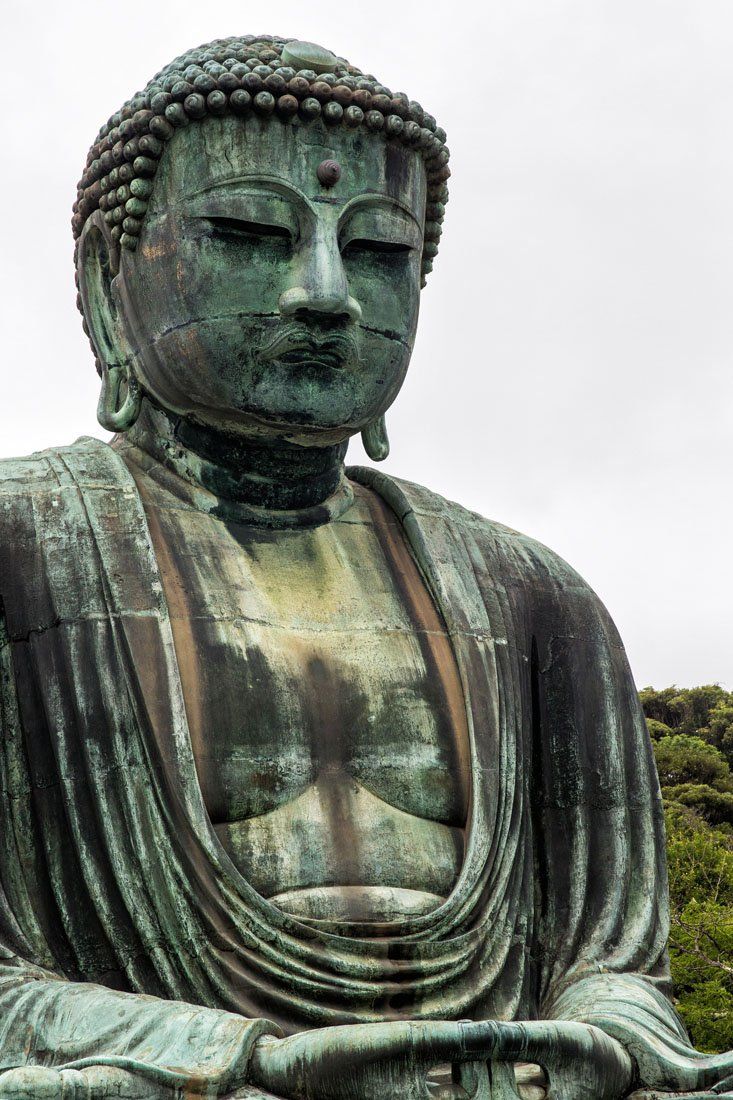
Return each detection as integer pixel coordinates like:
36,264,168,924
0,956,278,1092
547,972,733,1095
0,586,278,1091
530,564,733,1093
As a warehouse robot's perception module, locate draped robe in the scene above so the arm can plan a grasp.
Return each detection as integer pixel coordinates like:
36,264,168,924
0,436,731,1095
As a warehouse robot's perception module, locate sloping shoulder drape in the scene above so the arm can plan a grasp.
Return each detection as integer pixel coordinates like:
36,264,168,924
0,437,730,1094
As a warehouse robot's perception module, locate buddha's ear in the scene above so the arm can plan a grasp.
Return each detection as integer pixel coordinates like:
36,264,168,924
76,210,129,371
77,211,142,432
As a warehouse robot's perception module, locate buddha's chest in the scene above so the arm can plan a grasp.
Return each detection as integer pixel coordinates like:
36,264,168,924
181,604,468,827
143,482,471,913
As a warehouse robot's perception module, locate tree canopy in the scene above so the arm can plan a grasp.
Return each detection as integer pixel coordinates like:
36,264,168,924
640,685,733,1053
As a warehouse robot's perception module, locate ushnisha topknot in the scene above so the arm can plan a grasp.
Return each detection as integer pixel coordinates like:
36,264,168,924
72,35,450,286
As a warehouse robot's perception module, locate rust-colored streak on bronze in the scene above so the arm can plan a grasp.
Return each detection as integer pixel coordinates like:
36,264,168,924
362,486,472,829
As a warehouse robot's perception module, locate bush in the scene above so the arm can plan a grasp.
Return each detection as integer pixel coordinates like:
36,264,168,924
641,687,733,1053
663,784,733,828
654,735,732,790
672,686,730,737
675,979,733,1055
664,806,733,1051
703,703,733,770
640,686,683,728
640,685,732,739
646,718,674,740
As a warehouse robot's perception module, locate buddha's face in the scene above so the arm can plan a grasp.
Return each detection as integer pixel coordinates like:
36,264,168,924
111,116,427,444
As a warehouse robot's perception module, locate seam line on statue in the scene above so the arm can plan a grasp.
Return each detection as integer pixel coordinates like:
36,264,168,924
3,611,498,644
145,316,411,345
140,498,377,524
155,614,501,642
151,312,281,340
358,323,412,346
6,610,161,644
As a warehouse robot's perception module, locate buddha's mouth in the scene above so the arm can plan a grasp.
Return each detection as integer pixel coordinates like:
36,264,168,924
276,348,348,371
258,321,361,372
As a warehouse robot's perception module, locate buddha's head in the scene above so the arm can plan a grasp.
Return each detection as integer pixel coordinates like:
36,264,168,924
74,36,449,458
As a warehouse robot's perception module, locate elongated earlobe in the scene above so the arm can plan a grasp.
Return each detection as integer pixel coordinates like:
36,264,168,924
361,415,389,462
77,211,142,434
97,365,142,433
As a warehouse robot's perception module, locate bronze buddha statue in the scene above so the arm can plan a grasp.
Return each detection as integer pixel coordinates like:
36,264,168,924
0,33,730,1100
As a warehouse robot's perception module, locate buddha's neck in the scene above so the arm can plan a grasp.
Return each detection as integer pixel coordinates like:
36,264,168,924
121,402,352,526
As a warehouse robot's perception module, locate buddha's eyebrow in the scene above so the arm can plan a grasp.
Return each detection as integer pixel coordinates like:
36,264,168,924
182,174,308,208
338,193,423,229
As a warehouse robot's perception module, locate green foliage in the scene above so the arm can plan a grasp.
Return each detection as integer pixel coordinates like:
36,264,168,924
673,686,729,736
664,784,733,828
640,685,733,1052
703,703,733,769
646,717,674,741
654,735,732,790
664,806,733,1052
641,685,733,768
675,979,733,1056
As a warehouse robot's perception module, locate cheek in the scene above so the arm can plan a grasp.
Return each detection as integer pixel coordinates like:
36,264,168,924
133,315,270,404
126,214,288,340
355,328,412,401
344,254,421,338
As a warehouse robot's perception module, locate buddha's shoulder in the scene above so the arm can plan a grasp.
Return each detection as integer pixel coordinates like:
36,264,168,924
0,437,130,531
0,437,124,493
350,466,594,599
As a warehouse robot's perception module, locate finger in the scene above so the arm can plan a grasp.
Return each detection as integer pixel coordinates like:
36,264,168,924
0,1067,62,1099
392,1020,502,1064
489,1020,596,1065
261,1020,500,1076
342,1020,503,1065
74,1065,169,1098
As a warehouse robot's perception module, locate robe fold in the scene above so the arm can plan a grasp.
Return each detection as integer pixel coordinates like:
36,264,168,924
0,436,730,1095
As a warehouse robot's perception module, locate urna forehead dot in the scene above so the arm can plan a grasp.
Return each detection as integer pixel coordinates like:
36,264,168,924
317,160,342,188
281,39,340,73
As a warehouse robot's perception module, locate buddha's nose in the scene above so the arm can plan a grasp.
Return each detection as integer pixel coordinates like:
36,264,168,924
278,227,362,324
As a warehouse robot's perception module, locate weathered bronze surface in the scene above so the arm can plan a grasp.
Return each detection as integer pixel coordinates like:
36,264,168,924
0,31,732,1100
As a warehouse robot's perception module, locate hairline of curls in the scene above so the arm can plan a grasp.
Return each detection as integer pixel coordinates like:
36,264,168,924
72,33,450,325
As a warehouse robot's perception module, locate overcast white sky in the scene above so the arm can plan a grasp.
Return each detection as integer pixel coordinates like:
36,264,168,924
2,0,732,690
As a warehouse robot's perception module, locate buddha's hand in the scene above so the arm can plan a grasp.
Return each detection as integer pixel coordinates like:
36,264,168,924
0,1064,162,1098
248,1018,634,1100
484,1019,634,1099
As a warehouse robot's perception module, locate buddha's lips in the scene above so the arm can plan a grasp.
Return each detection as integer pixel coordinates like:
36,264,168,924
277,348,348,370
257,323,361,371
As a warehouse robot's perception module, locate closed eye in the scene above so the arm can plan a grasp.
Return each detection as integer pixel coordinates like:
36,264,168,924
205,217,292,242
342,238,413,255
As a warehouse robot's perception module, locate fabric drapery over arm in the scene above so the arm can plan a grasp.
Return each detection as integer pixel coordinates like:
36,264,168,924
0,454,277,1088
0,957,273,1090
500,496,733,1093
552,974,733,1093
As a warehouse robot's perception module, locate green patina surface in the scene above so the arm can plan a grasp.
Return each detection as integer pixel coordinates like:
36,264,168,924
0,31,731,1100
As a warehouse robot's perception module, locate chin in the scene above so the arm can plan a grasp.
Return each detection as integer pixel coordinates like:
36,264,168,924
184,403,361,449
237,383,388,433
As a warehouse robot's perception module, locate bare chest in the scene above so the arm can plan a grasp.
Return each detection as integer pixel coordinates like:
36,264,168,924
142,481,471,915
